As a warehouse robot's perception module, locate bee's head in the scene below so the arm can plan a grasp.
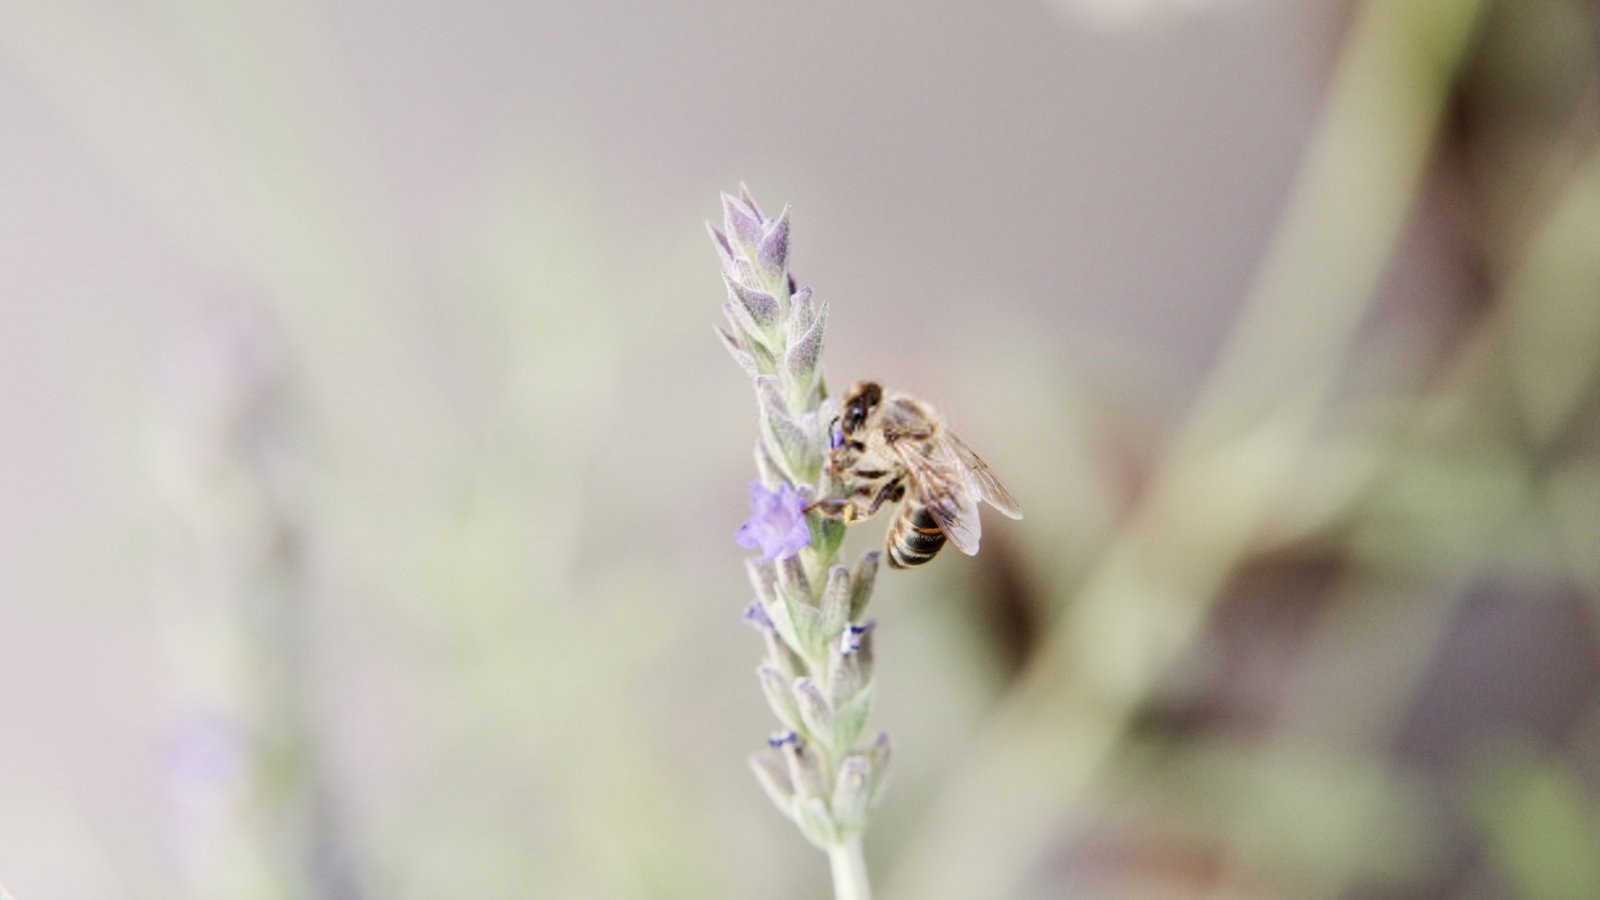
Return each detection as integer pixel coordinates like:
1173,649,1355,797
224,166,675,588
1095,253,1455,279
840,381,883,436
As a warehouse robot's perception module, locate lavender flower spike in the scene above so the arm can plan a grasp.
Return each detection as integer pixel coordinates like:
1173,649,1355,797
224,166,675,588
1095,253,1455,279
714,186,886,900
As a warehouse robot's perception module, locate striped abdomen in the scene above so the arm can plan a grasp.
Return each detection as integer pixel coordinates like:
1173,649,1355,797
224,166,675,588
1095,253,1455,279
887,502,946,568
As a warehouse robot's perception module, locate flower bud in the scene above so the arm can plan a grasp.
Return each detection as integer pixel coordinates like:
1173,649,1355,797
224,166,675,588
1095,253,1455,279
866,732,892,806
826,637,874,752
748,560,802,655
755,205,790,282
723,301,777,369
782,601,823,662
774,553,823,658
788,285,816,335
706,222,736,272
831,755,872,833
839,620,874,653
826,639,864,709
758,666,800,732
850,551,881,620
775,546,812,600
779,732,827,804
742,600,773,632
745,558,777,605
795,797,837,850
792,676,834,744
737,183,766,219
761,629,802,681
725,276,780,334
785,297,826,385
761,600,802,661
755,376,818,481
715,326,759,377
818,564,851,642
753,439,785,489
722,192,764,252
839,620,876,684
749,747,795,818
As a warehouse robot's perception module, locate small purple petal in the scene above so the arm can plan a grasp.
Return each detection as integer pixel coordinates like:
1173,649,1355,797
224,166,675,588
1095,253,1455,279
706,222,735,269
840,620,876,654
722,192,764,250
785,516,811,557
743,600,774,631
756,206,790,277
735,521,761,550
788,285,815,336
739,183,767,221
731,256,759,288
736,481,813,562
725,276,780,330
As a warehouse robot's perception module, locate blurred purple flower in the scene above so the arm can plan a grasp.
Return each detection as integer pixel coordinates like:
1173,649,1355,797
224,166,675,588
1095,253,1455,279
162,710,252,876
736,481,811,562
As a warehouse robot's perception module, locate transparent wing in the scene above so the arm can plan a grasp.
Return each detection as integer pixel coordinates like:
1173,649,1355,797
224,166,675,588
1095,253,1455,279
890,438,982,555
947,431,1023,520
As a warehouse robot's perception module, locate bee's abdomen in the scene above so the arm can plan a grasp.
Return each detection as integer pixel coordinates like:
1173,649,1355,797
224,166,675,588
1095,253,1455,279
887,503,946,568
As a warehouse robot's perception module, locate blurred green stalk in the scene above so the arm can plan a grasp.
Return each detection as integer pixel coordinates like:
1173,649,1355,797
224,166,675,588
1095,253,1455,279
884,2,1490,896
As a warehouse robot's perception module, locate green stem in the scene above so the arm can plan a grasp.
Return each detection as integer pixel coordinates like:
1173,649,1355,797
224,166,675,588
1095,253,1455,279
828,834,871,900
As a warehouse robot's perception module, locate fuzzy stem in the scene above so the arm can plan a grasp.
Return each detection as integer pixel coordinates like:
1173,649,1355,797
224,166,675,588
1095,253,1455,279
827,835,871,900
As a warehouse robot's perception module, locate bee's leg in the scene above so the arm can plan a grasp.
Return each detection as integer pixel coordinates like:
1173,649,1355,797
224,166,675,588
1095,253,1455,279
807,496,859,522
867,475,906,515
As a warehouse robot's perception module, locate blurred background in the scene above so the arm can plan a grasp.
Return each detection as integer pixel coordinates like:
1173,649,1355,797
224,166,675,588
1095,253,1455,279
2,0,1599,897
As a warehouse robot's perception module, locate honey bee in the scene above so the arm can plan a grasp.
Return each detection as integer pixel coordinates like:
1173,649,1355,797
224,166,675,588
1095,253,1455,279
812,381,1022,568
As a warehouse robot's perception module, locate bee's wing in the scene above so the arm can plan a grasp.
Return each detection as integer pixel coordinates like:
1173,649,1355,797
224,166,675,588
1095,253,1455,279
890,438,983,555
947,432,1023,520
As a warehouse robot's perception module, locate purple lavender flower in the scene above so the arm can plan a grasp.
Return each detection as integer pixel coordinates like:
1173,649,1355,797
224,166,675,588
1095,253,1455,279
839,620,876,654
742,599,774,631
714,188,887,886
736,481,812,562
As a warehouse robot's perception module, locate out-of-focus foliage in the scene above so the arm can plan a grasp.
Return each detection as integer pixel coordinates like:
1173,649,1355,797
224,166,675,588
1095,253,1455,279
0,1,1596,898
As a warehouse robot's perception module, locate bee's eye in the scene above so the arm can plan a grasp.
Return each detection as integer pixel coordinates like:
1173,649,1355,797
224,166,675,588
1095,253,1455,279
829,419,844,449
